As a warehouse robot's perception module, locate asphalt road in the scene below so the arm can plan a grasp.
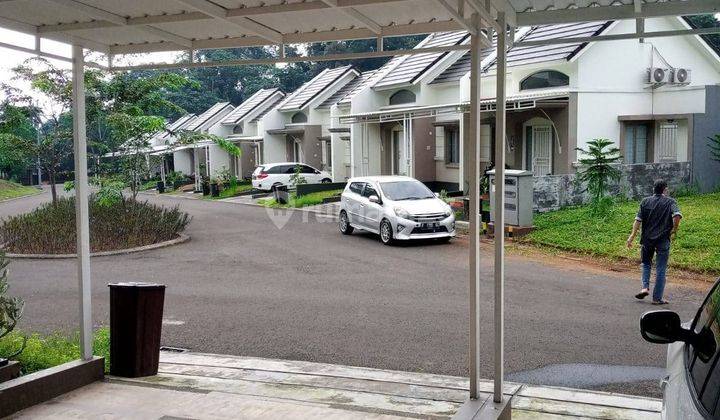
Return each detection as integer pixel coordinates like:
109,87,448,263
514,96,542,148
0,188,709,397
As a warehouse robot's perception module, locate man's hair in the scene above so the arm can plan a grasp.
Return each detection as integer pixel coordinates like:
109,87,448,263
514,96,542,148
653,179,667,195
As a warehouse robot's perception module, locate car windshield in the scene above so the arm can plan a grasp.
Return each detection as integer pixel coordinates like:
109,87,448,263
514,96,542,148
380,181,434,201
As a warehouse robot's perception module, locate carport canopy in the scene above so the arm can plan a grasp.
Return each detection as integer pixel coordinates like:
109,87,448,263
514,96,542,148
1,0,719,415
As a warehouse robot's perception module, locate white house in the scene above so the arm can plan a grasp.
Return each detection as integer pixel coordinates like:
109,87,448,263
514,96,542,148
260,65,360,176
334,16,720,198
218,88,286,179
171,102,234,182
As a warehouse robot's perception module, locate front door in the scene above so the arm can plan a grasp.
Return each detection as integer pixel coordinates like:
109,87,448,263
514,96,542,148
392,129,402,175
529,125,552,176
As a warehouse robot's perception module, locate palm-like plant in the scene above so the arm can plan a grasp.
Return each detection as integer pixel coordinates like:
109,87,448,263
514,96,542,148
575,139,622,203
709,134,720,162
0,252,25,363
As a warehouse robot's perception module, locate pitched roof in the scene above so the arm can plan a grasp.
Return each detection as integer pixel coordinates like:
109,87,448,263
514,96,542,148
278,65,359,111
221,88,283,125
428,22,610,83
316,70,377,109
251,94,287,123
158,114,197,140
185,102,233,131
373,31,470,89
484,21,612,71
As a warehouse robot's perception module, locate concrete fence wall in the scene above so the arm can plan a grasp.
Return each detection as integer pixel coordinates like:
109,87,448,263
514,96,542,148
533,161,692,212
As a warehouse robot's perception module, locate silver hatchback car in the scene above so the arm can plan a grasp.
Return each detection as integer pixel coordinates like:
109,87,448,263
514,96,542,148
338,176,455,245
640,278,720,419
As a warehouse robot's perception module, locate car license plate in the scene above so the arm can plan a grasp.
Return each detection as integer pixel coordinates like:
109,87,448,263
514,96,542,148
422,222,439,229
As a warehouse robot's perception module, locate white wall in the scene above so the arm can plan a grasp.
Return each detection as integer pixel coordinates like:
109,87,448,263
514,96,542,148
329,104,351,181
208,144,231,178
260,107,289,163
173,149,193,175
348,81,388,177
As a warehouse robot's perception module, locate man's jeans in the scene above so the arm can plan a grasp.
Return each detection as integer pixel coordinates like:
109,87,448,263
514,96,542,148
641,238,671,301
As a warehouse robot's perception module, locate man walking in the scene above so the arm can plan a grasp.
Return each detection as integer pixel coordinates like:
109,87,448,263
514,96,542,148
626,180,682,304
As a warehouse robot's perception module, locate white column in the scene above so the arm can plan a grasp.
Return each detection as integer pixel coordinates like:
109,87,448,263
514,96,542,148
493,12,507,404
468,13,482,400
72,44,92,361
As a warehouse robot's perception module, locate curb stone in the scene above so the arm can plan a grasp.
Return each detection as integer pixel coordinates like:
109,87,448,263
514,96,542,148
3,234,190,259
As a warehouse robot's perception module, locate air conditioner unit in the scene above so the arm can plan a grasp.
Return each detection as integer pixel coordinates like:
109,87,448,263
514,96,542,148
647,67,670,84
672,68,691,84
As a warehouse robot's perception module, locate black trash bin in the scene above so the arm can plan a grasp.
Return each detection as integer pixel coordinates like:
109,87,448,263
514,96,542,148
156,181,165,194
272,185,289,204
108,282,166,377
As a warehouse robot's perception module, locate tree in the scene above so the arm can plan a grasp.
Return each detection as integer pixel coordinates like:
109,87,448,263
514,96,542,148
20,121,73,203
107,113,165,200
0,103,38,180
575,139,622,203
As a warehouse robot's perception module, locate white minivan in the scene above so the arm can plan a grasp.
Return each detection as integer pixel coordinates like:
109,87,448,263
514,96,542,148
251,162,332,191
640,278,720,419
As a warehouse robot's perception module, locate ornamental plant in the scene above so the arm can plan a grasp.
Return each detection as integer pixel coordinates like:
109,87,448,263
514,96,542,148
0,252,25,362
575,138,622,205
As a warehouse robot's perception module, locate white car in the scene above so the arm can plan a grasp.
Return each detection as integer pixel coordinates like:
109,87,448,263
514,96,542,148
640,278,720,419
338,176,455,245
251,162,332,191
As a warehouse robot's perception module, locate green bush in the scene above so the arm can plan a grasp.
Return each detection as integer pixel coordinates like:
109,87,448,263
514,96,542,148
0,327,110,374
0,196,191,254
258,189,342,208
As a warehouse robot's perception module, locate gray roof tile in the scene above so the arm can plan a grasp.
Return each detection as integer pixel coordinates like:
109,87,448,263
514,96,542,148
251,95,287,123
373,31,469,89
316,70,377,109
278,65,358,111
221,88,282,125
185,102,232,131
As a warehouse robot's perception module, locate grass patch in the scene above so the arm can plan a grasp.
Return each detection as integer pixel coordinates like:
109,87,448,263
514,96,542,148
0,327,110,374
0,195,190,254
258,189,342,208
0,180,39,201
205,181,253,200
523,193,720,274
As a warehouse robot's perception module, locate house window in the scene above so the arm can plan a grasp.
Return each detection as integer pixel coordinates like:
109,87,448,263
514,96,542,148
625,124,648,164
520,70,569,91
657,122,678,162
445,126,460,164
233,124,243,135
389,90,416,106
291,112,307,123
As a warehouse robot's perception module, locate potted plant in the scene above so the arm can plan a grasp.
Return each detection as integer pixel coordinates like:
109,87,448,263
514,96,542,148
0,252,25,382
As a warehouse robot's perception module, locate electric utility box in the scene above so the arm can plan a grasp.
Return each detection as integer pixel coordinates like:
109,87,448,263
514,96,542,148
487,169,533,227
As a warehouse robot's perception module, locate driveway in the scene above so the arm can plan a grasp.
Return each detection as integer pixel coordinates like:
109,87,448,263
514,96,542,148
0,188,709,397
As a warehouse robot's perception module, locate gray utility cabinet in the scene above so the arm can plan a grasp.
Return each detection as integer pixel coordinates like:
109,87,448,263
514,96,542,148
487,169,533,227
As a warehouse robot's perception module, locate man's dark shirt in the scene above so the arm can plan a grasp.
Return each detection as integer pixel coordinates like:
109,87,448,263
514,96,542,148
635,194,682,244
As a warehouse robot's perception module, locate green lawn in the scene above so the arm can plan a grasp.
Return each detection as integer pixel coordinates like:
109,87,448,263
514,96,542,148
258,189,342,208
0,327,110,374
0,180,39,201
524,193,720,274
205,181,253,200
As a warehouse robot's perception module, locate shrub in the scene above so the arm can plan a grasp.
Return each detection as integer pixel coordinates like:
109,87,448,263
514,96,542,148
0,196,190,254
0,251,25,360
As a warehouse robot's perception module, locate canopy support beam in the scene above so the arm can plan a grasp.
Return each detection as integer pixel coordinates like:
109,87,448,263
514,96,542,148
493,10,507,404
72,44,93,361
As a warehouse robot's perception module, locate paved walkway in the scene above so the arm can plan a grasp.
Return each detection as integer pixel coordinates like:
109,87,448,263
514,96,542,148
14,351,661,419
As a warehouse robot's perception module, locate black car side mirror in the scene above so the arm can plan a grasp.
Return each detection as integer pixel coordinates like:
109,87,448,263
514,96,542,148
640,310,684,344
640,311,717,362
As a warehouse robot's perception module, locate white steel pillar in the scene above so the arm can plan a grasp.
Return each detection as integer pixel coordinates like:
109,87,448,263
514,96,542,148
493,12,507,404
72,44,93,361
467,13,482,400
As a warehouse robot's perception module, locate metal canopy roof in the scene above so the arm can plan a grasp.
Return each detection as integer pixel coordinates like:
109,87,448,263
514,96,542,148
1,0,717,66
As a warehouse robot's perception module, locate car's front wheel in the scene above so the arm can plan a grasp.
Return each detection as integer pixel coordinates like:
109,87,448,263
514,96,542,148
339,210,354,235
380,219,394,245
321,178,332,183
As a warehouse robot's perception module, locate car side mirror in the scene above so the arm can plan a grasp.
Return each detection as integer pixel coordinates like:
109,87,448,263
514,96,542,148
640,310,683,344
434,192,440,198
315,170,321,174
368,195,381,204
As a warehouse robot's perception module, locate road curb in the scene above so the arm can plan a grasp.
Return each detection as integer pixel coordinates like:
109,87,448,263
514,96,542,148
0,188,44,204
3,233,190,259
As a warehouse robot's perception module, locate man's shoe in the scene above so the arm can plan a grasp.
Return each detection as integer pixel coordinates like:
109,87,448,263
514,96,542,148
635,290,649,299
652,299,669,305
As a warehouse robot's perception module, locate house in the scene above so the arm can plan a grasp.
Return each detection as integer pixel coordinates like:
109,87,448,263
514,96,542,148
260,65,360,178
171,102,234,181
336,16,720,202
218,88,286,179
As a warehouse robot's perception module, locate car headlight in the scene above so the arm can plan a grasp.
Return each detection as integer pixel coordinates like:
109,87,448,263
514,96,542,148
394,207,410,219
443,204,452,218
